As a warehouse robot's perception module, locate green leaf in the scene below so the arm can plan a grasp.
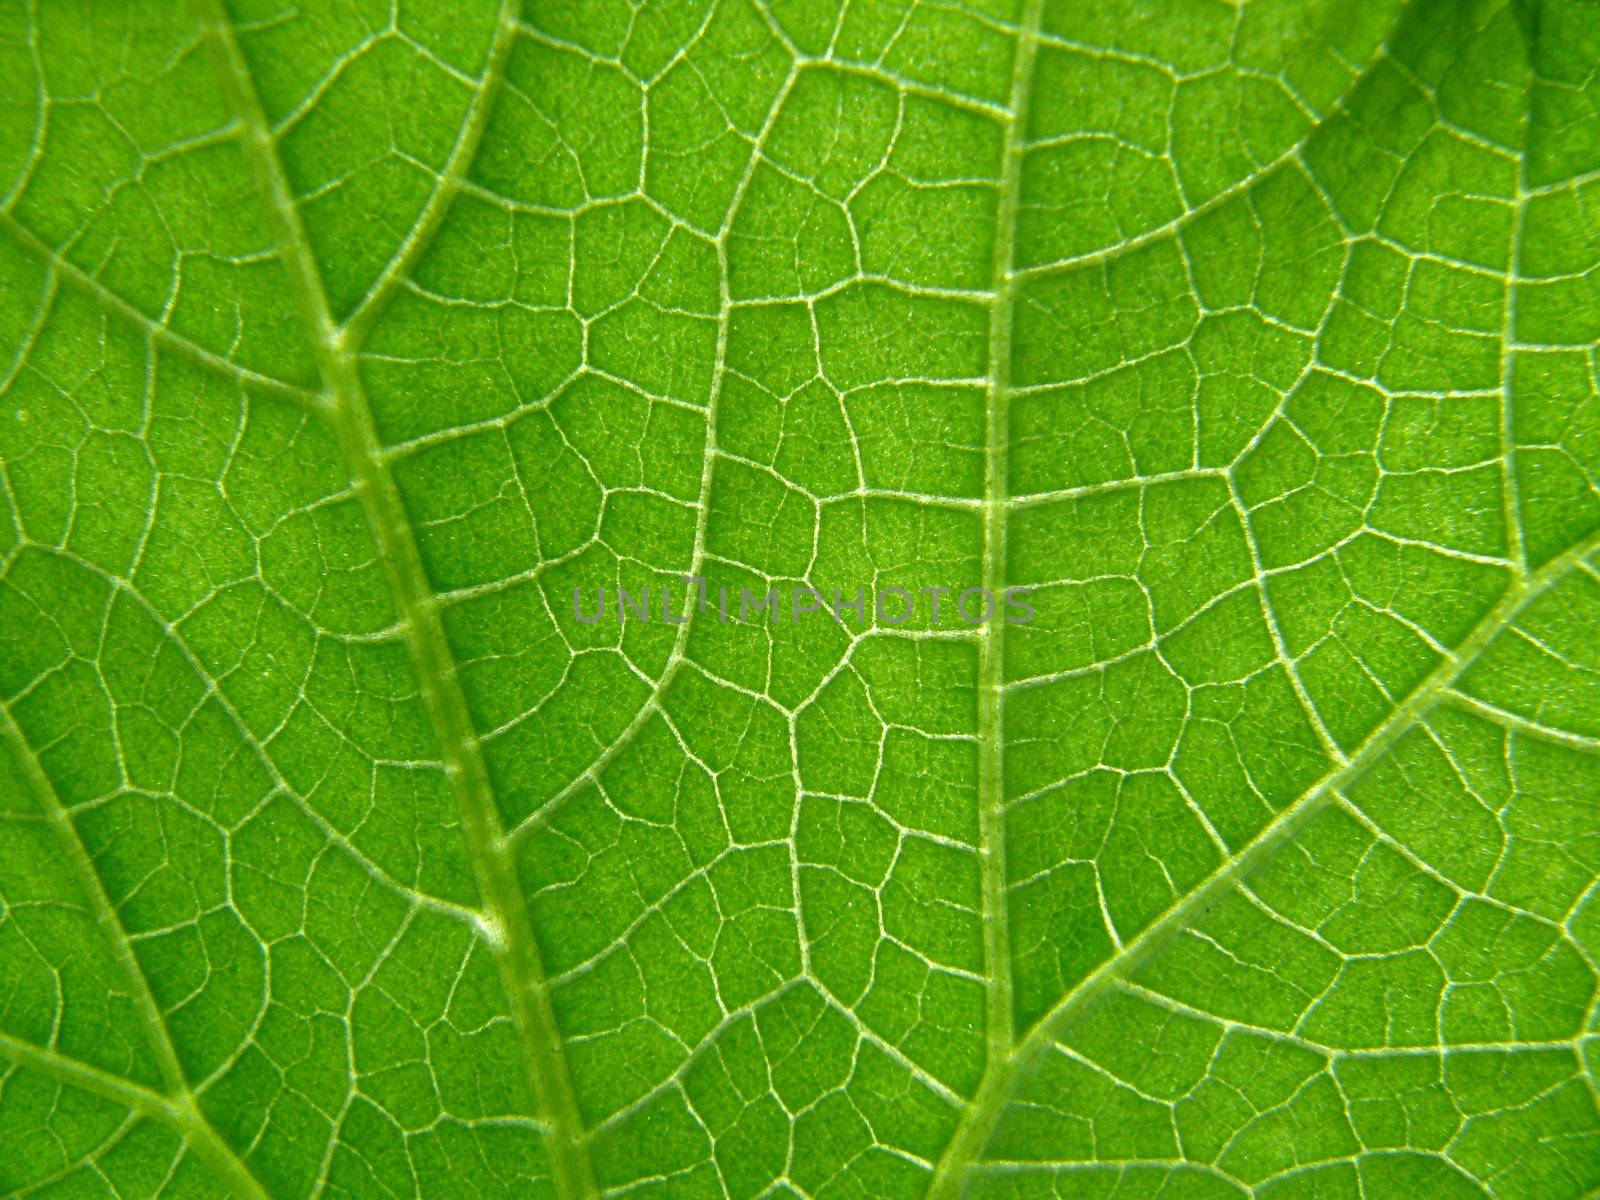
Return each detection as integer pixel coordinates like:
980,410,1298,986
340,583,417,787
2,0,1599,1197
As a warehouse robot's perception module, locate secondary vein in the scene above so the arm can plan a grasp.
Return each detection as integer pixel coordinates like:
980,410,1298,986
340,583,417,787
927,520,1600,1197
0,705,270,1200
342,0,525,344
0,211,324,409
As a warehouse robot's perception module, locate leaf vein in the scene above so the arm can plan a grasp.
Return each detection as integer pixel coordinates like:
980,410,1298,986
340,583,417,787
190,2,596,1194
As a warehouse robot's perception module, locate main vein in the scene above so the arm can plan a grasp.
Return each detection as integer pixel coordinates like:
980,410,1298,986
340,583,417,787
932,2,1045,1196
190,3,595,1196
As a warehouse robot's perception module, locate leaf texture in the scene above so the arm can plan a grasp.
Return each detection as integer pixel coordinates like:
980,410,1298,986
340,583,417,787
1,1,1599,1198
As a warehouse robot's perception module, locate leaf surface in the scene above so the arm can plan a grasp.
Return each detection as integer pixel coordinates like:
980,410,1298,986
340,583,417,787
1,1,1599,1197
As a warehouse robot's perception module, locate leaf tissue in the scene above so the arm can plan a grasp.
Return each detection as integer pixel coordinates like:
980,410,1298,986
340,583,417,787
1,0,1599,1197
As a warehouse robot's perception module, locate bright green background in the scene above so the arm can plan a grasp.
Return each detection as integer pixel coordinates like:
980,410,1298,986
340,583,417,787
1,0,1599,1196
